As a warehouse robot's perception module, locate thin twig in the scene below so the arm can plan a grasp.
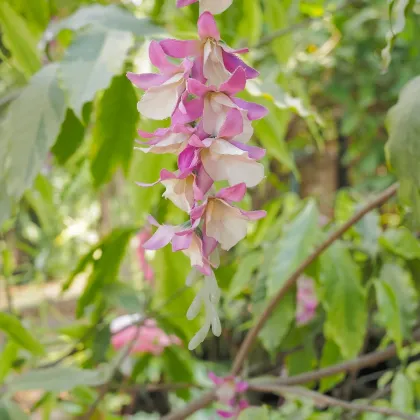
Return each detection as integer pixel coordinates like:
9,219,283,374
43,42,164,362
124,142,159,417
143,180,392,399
163,183,399,419
231,182,399,375
274,327,420,387
248,384,419,420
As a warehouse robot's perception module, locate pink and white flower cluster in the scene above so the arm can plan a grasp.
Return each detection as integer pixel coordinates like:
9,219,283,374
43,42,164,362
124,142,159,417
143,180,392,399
127,1,267,349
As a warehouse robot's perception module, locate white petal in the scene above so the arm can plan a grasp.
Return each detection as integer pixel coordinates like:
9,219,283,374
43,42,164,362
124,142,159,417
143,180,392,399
205,199,248,250
203,93,231,135
200,0,233,14
203,43,230,87
183,233,205,267
138,74,185,120
162,176,194,211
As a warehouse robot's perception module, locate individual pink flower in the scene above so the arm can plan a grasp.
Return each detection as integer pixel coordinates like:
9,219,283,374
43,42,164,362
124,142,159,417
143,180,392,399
127,41,193,120
199,108,266,187
208,372,249,418
160,12,258,87
191,184,266,250
187,68,267,142
111,317,181,356
177,0,233,15
137,229,155,285
296,276,318,326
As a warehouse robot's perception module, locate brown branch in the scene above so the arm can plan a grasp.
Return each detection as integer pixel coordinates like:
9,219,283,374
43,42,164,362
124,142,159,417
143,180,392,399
163,183,399,419
231,182,399,375
248,384,419,420
260,328,420,387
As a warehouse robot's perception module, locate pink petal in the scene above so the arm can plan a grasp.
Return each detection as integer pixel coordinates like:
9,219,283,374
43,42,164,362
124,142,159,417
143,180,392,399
238,399,250,410
147,215,160,227
222,50,259,79
216,410,235,419
229,141,266,160
188,134,209,148
236,381,248,393
137,127,170,139
160,39,201,58
172,232,193,252
143,225,176,250
172,93,204,125
216,183,247,203
187,78,211,97
219,68,246,96
202,229,218,257
194,164,214,199
218,108,243,138
239,209,267,221
232,98,268,120
177,0,197,7
149,41,179,75
190,202,207,221
178,146,199,172
191,57,206,83
197,12,220,41
126,72,169,90
208,372,224,385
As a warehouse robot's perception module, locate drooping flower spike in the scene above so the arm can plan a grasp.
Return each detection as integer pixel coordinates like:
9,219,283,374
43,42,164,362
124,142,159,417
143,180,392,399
127,0,267,350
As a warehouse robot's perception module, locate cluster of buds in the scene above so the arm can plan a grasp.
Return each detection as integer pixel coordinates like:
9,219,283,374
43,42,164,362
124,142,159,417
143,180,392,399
127,0,267,350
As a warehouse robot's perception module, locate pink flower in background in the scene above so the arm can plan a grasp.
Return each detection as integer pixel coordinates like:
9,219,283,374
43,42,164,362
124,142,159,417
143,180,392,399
177,0,233,15
296,276,318,326
137,229,155,285
208,372,249,418
111,317,181,356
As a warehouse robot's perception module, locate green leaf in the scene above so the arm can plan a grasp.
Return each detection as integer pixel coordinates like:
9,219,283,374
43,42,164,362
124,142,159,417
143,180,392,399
7,366,109,393
379,264,418,339
0,64,66,224
319,340,345,392
103,281,143,314
374,279,402,352
91,75,138,187
386,76,420,226
21,0,50,33
238,406,269,420
0,400,29,420
0,340,19,383
0,2,41,77
0,313,44,355
259,291,295,355
51,109,85,165
319,241,367,359
228,251,262,298
381,0,415,70
237,0,263,46
59,29,134,118
284,327,316,377
379,227,420,259
391,372,415,414
76,227,137,317
49,4,162,38
267,200,319,297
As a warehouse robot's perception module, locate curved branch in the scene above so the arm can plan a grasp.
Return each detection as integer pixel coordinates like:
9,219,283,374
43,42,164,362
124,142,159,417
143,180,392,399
231,182,399,375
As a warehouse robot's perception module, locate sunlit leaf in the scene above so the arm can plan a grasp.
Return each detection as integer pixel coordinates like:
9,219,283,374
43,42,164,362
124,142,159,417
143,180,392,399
228,251,262,298
267,200,319,297
59,29,134,118
379,227,420,259
391,372,415,414
0,340,19,383
0,2,41,77
319,241,367,359
319,340,345,392
0,313,44,355
91,74,138,187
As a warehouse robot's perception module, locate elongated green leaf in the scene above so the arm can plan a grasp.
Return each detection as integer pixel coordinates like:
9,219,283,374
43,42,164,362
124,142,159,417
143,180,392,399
259,291,295,355
91,75,138,187
319,241,367,359
391,372,415,413
0,2,41,77
379,227,420,259
237,0,263,45
228,251,262,298
59,30,134,118
386,76,420,226
374,279,402,351
284,327,316,377
320,340,345,392
49,4,162,38
76,227,138,317
379,264,418,339
7,366,109,392
52,109,86,165
0,313,44,355
0,64,66,225
0,340,19,383
267,200,319,297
